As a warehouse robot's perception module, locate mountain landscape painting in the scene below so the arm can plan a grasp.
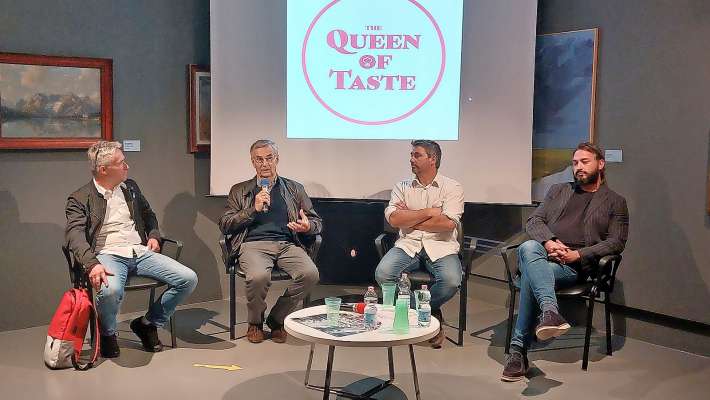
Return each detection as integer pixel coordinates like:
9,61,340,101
0,64,101,138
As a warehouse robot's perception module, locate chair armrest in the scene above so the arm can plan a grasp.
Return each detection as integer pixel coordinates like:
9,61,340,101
374,232,397,260
62,245,87,288
460,237,477,275
591,254,623,293
160,237,183,261
499,242,523,286
219,233,232,272
499,243,522,255
598,254,621,270
307,234,322,262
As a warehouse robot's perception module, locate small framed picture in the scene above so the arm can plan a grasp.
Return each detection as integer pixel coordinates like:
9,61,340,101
0,52,113,149
188,64,210,153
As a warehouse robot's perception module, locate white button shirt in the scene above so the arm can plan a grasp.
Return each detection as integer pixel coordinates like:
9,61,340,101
384,174,464,261
93,180,148,258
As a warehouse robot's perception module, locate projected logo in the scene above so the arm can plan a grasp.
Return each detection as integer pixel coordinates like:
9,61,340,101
301,0,446,125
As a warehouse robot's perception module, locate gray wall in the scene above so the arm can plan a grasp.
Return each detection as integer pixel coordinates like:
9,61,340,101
1,0,708,354
538,0,710,325
0,0,226,331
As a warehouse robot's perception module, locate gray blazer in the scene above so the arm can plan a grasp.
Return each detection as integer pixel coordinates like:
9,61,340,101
526,182,629,273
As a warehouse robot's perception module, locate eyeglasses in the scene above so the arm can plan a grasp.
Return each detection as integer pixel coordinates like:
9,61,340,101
252,156,276,165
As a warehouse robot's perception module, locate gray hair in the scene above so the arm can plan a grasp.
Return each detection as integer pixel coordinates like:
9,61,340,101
87,140,122,174
249,139,279,156
411,139,442,168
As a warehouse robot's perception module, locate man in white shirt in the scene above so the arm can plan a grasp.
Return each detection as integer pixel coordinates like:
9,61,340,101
375,140,465,348
65,141,198,358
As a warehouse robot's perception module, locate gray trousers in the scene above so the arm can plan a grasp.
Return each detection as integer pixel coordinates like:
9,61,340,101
238,240,319,326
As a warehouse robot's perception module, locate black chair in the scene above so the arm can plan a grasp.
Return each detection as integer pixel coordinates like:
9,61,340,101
219,234,322,340
374,223,476,346
62,237,182,348
500,242,622,370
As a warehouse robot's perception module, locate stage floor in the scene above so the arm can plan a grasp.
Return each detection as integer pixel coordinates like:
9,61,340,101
1,285,708,400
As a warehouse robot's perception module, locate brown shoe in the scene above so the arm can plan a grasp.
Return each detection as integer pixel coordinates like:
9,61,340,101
429,327,445,348
266,315,287,343
247,324,264,343
271,327,288,343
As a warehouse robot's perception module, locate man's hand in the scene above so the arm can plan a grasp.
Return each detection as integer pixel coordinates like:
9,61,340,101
88,264,114,290
255,188,271,212
558,250,581,264
545,239,570,262
287,209,311,233
146,238,161,252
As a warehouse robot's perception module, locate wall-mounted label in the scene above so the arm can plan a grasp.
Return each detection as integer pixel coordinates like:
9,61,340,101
123,140,141,152
605,149,622,163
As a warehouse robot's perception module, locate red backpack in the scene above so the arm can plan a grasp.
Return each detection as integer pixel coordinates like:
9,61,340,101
43,288,100,370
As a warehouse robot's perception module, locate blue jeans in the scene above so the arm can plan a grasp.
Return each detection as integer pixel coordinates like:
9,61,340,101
375,247,462,311
95,250,198,336
509,240,578,350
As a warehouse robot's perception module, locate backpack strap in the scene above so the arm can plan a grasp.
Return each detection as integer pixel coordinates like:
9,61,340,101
71,289,100,371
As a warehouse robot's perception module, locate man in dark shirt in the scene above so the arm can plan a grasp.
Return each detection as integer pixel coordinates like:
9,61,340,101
219,140,322,344
502,142,629,381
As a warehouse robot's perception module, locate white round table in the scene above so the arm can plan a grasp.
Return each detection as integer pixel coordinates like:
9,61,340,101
285,305,439,400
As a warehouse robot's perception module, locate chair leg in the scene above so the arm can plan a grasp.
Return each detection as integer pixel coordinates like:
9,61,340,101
230,269,236,341
170,315,177,348
582,295,596,371
504,291,516,354
605,292,612,356
458,278,467,346
149,287,156,307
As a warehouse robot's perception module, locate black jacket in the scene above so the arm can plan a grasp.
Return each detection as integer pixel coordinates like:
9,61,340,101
218,176,323,260
65,179,160,271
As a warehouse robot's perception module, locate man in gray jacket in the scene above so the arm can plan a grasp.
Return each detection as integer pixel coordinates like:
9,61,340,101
502,142,629,382
219,139,321,344
65,141,198,358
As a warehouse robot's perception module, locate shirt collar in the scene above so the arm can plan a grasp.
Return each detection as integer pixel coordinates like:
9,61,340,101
93,179,125,198
412,173,441,189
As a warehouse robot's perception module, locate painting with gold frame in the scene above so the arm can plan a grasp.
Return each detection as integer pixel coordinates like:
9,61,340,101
0,52,112,149
532,28,598,201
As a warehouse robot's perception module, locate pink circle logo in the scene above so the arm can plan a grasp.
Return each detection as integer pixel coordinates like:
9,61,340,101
301,0,447,125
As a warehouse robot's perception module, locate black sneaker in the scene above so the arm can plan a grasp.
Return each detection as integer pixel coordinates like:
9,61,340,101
100,334,120,358
535,310,571,341
501,349,529,382
130,317,163,352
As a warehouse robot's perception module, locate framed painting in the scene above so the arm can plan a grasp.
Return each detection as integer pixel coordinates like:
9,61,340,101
0,52,112,149
531,28,599,201
188,64,210,153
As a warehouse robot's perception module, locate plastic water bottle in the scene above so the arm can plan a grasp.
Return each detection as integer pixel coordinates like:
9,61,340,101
398,273,411,299
364,302,378,330
364,286,378,305
417,285,431,327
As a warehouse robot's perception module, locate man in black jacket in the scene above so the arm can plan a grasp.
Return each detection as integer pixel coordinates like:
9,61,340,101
219,139,321,344
502,142,629,382
65,141,197,358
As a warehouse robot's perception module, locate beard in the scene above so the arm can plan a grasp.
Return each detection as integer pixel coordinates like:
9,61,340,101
574,169,600,185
